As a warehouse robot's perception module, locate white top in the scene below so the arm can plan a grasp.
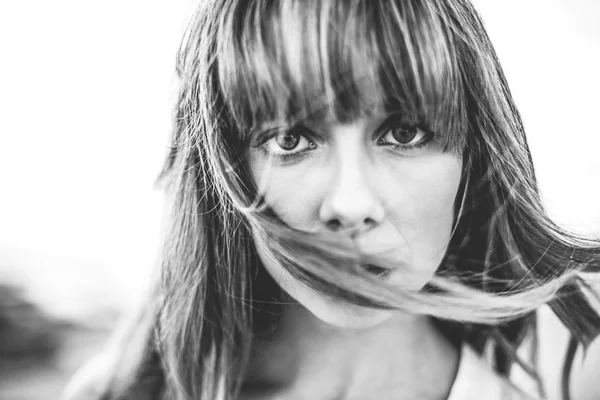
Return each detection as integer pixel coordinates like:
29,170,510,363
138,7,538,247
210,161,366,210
447,305,578,400
447,343,538,400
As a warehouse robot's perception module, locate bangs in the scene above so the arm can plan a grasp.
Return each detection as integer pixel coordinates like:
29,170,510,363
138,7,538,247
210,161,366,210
217,0,468,151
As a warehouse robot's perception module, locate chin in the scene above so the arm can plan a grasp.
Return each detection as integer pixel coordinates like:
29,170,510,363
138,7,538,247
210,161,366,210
291,284,396,329
313,303,394,329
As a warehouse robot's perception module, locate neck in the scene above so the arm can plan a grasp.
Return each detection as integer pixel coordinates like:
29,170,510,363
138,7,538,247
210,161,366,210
243,301,460,400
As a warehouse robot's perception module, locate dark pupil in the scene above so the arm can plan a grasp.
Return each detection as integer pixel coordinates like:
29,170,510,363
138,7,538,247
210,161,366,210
276,132,300,150
392,127,417,144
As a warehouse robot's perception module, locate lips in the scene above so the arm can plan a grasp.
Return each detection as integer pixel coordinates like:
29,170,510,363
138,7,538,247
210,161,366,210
359,251,401,269
359,263,392,278
362,263,387,274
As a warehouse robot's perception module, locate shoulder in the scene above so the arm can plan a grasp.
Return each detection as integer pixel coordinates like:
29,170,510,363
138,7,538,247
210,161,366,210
448,343,537,400
568,277,600,400
517,305,600,400
61,350,166,400
61,353,115,400
568,331,600,400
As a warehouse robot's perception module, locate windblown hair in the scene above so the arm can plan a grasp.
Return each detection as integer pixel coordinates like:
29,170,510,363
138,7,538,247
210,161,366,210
76,1,600,399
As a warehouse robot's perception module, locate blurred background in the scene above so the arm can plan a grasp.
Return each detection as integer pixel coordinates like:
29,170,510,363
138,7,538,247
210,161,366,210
0,1,599,399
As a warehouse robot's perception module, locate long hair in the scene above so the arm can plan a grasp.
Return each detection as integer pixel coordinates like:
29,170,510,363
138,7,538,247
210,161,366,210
80,1,600,399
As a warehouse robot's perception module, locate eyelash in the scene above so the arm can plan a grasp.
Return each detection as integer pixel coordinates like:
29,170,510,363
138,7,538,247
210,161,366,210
255,119,435,162
377,125,434,151
254,127,317,162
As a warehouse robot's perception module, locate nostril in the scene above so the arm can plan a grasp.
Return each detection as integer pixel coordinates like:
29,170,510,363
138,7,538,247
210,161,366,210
325,217,376,233
364,217,376,229
326,219,342,231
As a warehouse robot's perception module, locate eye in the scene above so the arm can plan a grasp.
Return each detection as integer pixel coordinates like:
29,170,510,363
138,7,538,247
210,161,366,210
377,124,432,149
262,128,317,157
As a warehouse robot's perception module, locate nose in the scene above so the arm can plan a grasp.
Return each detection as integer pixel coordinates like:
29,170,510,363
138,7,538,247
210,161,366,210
319,155,385,235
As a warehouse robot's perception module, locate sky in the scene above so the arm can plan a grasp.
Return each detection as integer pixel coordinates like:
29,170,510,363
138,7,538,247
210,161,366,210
0,1,599,324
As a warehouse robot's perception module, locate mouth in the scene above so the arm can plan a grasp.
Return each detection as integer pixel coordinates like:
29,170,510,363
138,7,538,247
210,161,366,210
359,263,391,279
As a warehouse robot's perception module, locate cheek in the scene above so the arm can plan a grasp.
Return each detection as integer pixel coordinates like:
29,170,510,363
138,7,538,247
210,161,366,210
249,158,323,228
385,154,462,272
249,150,463,271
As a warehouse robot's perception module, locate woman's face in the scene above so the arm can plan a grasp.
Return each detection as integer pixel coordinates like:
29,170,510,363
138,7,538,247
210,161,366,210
248,114,462,328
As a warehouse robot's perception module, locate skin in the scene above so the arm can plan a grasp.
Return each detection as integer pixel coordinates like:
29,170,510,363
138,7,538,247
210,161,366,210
248,115,463,328
243,115,464,399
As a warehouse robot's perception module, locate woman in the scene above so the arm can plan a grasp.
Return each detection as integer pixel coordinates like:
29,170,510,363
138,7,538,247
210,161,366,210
64,0,600,399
